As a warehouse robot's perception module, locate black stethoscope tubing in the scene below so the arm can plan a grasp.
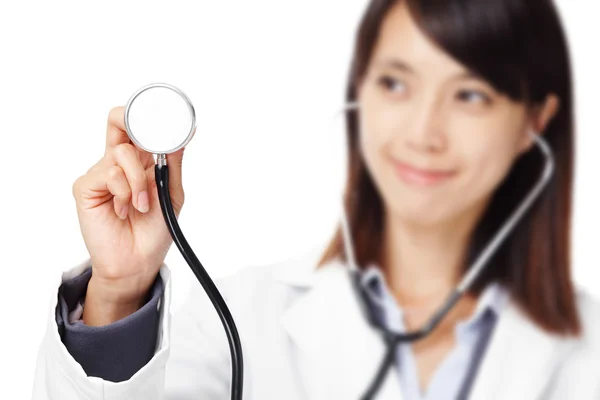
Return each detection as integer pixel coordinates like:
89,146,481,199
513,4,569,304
155,160,244,400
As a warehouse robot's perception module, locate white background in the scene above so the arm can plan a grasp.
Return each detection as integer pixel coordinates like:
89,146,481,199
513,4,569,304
0,1,598,397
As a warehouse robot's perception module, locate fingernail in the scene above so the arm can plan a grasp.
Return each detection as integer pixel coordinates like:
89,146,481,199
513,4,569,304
119,205,128,219
137,191,149,213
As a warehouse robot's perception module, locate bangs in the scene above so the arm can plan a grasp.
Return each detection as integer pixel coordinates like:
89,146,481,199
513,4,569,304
405,0,537,102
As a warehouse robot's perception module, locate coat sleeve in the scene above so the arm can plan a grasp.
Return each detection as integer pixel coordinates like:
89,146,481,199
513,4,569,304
54,266,164,383
31,258,241,400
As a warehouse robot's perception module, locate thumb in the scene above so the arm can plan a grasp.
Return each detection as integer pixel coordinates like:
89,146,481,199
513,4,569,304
165,146,186,210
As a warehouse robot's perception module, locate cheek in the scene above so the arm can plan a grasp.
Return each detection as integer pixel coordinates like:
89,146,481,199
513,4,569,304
358,123,385,188
455,134,521,205
357,106,395,176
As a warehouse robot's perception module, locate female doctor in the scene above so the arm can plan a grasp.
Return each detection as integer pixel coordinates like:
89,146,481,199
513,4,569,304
33,0,600,399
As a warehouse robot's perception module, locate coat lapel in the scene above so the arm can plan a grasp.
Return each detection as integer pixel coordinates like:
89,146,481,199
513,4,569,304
278,258,404,400
467,296,575,399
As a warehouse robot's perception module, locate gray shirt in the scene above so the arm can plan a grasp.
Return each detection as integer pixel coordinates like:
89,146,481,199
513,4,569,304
56,265,506,398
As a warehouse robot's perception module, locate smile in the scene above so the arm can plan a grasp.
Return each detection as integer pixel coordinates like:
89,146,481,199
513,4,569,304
392,160,456,187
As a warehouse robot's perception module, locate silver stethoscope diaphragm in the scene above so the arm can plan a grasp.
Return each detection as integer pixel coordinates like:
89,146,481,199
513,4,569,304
124,82,197,156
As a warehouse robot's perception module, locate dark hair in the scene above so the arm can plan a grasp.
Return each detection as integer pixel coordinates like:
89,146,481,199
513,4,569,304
317,0,581,336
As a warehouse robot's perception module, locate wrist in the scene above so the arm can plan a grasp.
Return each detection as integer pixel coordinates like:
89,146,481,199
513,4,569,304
82,275,152,326
88,271,156,303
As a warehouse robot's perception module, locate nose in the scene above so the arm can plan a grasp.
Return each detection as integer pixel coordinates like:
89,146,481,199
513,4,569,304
403,95,447,154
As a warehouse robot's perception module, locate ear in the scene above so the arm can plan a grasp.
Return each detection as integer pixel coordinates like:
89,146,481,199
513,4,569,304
518,93,560,153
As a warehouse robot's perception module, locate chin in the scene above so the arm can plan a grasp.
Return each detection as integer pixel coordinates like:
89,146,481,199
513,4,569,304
387,202,455,228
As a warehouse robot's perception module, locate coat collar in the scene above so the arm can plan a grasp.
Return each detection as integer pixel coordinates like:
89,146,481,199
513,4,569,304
277,256,404,399
275,253,576,400
358,262,511,335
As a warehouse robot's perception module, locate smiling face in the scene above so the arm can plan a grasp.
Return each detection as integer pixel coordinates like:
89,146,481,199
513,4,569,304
356,1,536,227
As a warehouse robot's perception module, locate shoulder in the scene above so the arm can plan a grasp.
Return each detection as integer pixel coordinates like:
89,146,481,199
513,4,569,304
552,286,600,369
169,254,317,342
574,286,600,346
217,249,320,301
176,246,324,321
541,287,600,395
219,243,328,292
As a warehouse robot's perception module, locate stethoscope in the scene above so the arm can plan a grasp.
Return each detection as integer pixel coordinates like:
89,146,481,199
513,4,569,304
123,83,555,400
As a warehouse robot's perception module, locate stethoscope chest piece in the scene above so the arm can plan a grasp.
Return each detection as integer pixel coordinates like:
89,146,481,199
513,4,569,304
124,82,196,156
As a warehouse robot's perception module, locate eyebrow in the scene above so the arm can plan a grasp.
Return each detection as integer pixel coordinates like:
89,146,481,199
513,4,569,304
376,58,482,81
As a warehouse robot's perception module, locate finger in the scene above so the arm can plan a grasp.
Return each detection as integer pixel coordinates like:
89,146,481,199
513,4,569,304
165,146,186,213
138,149,155,169
72,157,111,202
105,106,156,168
112,143,150,213
166,147,185,191
105,106,129,156
106,166,132,219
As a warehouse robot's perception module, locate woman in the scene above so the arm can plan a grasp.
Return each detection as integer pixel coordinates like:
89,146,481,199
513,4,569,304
33,0,600,399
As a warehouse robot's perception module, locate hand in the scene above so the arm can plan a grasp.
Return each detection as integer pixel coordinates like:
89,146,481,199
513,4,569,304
72,106,186,323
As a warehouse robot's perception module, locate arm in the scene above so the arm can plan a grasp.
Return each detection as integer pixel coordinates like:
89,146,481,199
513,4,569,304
32,258,242,400
31,258,173,400
55,266,163,382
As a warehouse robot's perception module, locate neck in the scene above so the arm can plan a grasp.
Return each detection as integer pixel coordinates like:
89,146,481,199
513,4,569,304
381,202,488,311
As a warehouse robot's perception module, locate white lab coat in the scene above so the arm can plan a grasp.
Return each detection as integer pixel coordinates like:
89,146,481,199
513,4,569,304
32,250,600,400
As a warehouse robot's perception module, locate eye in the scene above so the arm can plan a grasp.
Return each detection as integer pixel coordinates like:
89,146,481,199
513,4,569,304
457,90,491,105
377,75,407,94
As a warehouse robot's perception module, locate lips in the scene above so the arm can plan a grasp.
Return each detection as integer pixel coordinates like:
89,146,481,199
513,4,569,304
393,160,455,187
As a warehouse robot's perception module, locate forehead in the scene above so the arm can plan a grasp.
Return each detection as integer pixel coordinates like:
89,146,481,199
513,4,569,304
372,2,467,78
